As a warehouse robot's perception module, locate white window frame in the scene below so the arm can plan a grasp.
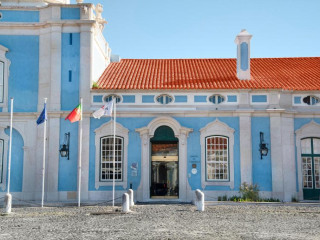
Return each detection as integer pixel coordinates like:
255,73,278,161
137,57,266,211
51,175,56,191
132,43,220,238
94,120,128,189
0,125,9,191
292,94,320,106
200,119,235,189
0,45,10,111
100,135,124,182
205,135,229,181
155,94,174,105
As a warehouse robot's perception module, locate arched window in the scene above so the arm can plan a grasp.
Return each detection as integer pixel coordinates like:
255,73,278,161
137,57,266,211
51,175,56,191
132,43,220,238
100,136,123,181
209,94,225,104
0,45,10,109
206,136,229,181
104,94,121,103
156,94,173,105
303,96,320,105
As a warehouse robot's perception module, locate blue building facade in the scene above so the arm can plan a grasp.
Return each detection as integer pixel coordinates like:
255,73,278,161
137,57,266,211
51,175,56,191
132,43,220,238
0,0,319,203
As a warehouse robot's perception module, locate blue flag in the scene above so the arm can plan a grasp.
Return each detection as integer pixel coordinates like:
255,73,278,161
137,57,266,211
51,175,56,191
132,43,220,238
37,103,47,125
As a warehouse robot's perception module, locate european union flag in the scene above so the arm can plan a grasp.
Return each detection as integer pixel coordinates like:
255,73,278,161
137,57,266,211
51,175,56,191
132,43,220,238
37,103,47,125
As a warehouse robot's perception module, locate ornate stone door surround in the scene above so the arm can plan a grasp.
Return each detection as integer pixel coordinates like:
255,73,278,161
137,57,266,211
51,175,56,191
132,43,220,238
295,120,320,200
136,117,193,202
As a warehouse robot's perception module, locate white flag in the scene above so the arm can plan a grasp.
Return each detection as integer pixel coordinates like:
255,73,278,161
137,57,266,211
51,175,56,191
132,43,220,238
92,101,114,119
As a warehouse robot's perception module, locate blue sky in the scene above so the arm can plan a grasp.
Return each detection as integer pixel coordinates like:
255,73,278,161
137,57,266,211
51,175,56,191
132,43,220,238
72,0,320,59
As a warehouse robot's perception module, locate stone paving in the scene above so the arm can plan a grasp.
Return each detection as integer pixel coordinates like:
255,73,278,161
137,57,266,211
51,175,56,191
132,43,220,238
0,202,320,239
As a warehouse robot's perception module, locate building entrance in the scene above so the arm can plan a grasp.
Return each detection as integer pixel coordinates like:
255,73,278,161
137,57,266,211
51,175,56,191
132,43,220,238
150,126,179,199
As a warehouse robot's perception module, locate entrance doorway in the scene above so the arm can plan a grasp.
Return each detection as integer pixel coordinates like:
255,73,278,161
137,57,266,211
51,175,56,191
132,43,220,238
150,126,179,199
301,137,320,200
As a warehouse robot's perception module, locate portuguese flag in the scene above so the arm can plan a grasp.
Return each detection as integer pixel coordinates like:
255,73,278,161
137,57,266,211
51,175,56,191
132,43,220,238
65,104,82,123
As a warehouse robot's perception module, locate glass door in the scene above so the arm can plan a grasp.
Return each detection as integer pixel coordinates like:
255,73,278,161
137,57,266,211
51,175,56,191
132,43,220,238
150,143,179,198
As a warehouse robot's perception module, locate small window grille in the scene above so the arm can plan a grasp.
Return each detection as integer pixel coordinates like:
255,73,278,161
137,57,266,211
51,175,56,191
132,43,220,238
156,94,173,105
303,95,320,105
104,94,121,103
209,94,225,104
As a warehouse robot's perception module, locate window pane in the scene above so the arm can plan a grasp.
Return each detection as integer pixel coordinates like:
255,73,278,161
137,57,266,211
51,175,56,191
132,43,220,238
302,157,313,188
313,139,320,154
0,139,3,183
206,136,229,181
100,136,123,181
314,157,320,189
301,138,312,154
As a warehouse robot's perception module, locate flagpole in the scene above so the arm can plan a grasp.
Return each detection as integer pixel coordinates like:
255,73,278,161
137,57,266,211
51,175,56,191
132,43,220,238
4,98,14,214
112,97,116,207
41,98,47,208
7,98,13,195
77,98,83,207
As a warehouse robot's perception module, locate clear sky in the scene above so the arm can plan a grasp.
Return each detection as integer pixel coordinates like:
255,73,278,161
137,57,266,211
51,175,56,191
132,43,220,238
72,0,320,59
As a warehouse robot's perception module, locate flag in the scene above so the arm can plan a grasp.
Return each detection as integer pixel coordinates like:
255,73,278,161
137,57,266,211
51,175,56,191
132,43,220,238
65,104,82,123
37,103,47,125
92,101,113,119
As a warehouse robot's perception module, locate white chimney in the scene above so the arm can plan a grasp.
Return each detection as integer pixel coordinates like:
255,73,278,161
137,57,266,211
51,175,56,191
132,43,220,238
234,29,252,80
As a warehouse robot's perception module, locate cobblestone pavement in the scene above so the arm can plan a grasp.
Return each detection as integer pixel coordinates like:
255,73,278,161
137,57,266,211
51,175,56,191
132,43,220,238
0,203,320,240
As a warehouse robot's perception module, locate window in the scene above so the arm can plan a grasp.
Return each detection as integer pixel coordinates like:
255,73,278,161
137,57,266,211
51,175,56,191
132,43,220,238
303,96,320,106
206,136,229,181
104,94,121,103
200,119,235,189
0,139,3,183
94,121,128,189
100,136,123,181
156,94,173,104
0,45,10,109
209,94,225,104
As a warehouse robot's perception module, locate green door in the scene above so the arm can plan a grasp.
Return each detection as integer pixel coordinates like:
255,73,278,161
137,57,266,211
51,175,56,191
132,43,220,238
302,138,320,200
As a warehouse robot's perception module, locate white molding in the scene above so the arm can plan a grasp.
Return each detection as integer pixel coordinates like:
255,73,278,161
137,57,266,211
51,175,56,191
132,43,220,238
135,116,193,202
94,120,129,190
295,120,320,200
239,114,252,185
0,44,10,112
199,119,235,189
0,124,9,191
292,94,320,107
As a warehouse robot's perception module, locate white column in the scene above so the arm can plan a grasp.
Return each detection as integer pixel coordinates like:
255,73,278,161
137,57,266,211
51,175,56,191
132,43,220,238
46,114,61,201
80,114,90,201
270,113,284,200
281,115,296,201
80,24,94,111
136,129,150,202
239,113,253,185
38,27,51,111
49,24,62,111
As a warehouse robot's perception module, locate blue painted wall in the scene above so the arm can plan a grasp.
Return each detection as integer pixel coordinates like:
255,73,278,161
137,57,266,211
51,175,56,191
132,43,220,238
61,8,80,20
194,96,207,103
240,42,248,71
251,117,272,191
0,128,24,192
142,95,154,103
174,95,187,103
61,33,80,111
175,117,240,191
93,95,103,103
0,35,39,112
0,10,39,22
252,95,267,103
122,95,135,103
58,118,79,191
294,118,320,192
88,117,241,192
227,95,237,103
89,117,154,191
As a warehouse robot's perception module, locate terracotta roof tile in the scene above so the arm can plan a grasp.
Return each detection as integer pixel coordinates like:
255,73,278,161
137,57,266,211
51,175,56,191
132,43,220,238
95,57,320,91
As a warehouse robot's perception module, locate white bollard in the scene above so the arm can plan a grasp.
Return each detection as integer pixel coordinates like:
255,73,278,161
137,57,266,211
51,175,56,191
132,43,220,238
4,193,12,214
127,189,134,207
122,193,130,213
195,189,205,211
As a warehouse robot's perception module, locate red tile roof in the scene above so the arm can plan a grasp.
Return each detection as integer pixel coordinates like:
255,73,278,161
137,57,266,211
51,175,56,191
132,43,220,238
95,57,320,91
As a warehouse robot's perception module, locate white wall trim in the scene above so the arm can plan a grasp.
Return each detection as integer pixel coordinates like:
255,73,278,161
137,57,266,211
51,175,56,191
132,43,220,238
0,44,10,112
295,120,320,200
94,120,129,190
199,119,235,189
0,124,9,191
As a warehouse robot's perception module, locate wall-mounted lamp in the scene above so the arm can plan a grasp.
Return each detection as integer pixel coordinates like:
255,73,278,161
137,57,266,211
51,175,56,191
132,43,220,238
259,132,268,159
59,132,70,160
